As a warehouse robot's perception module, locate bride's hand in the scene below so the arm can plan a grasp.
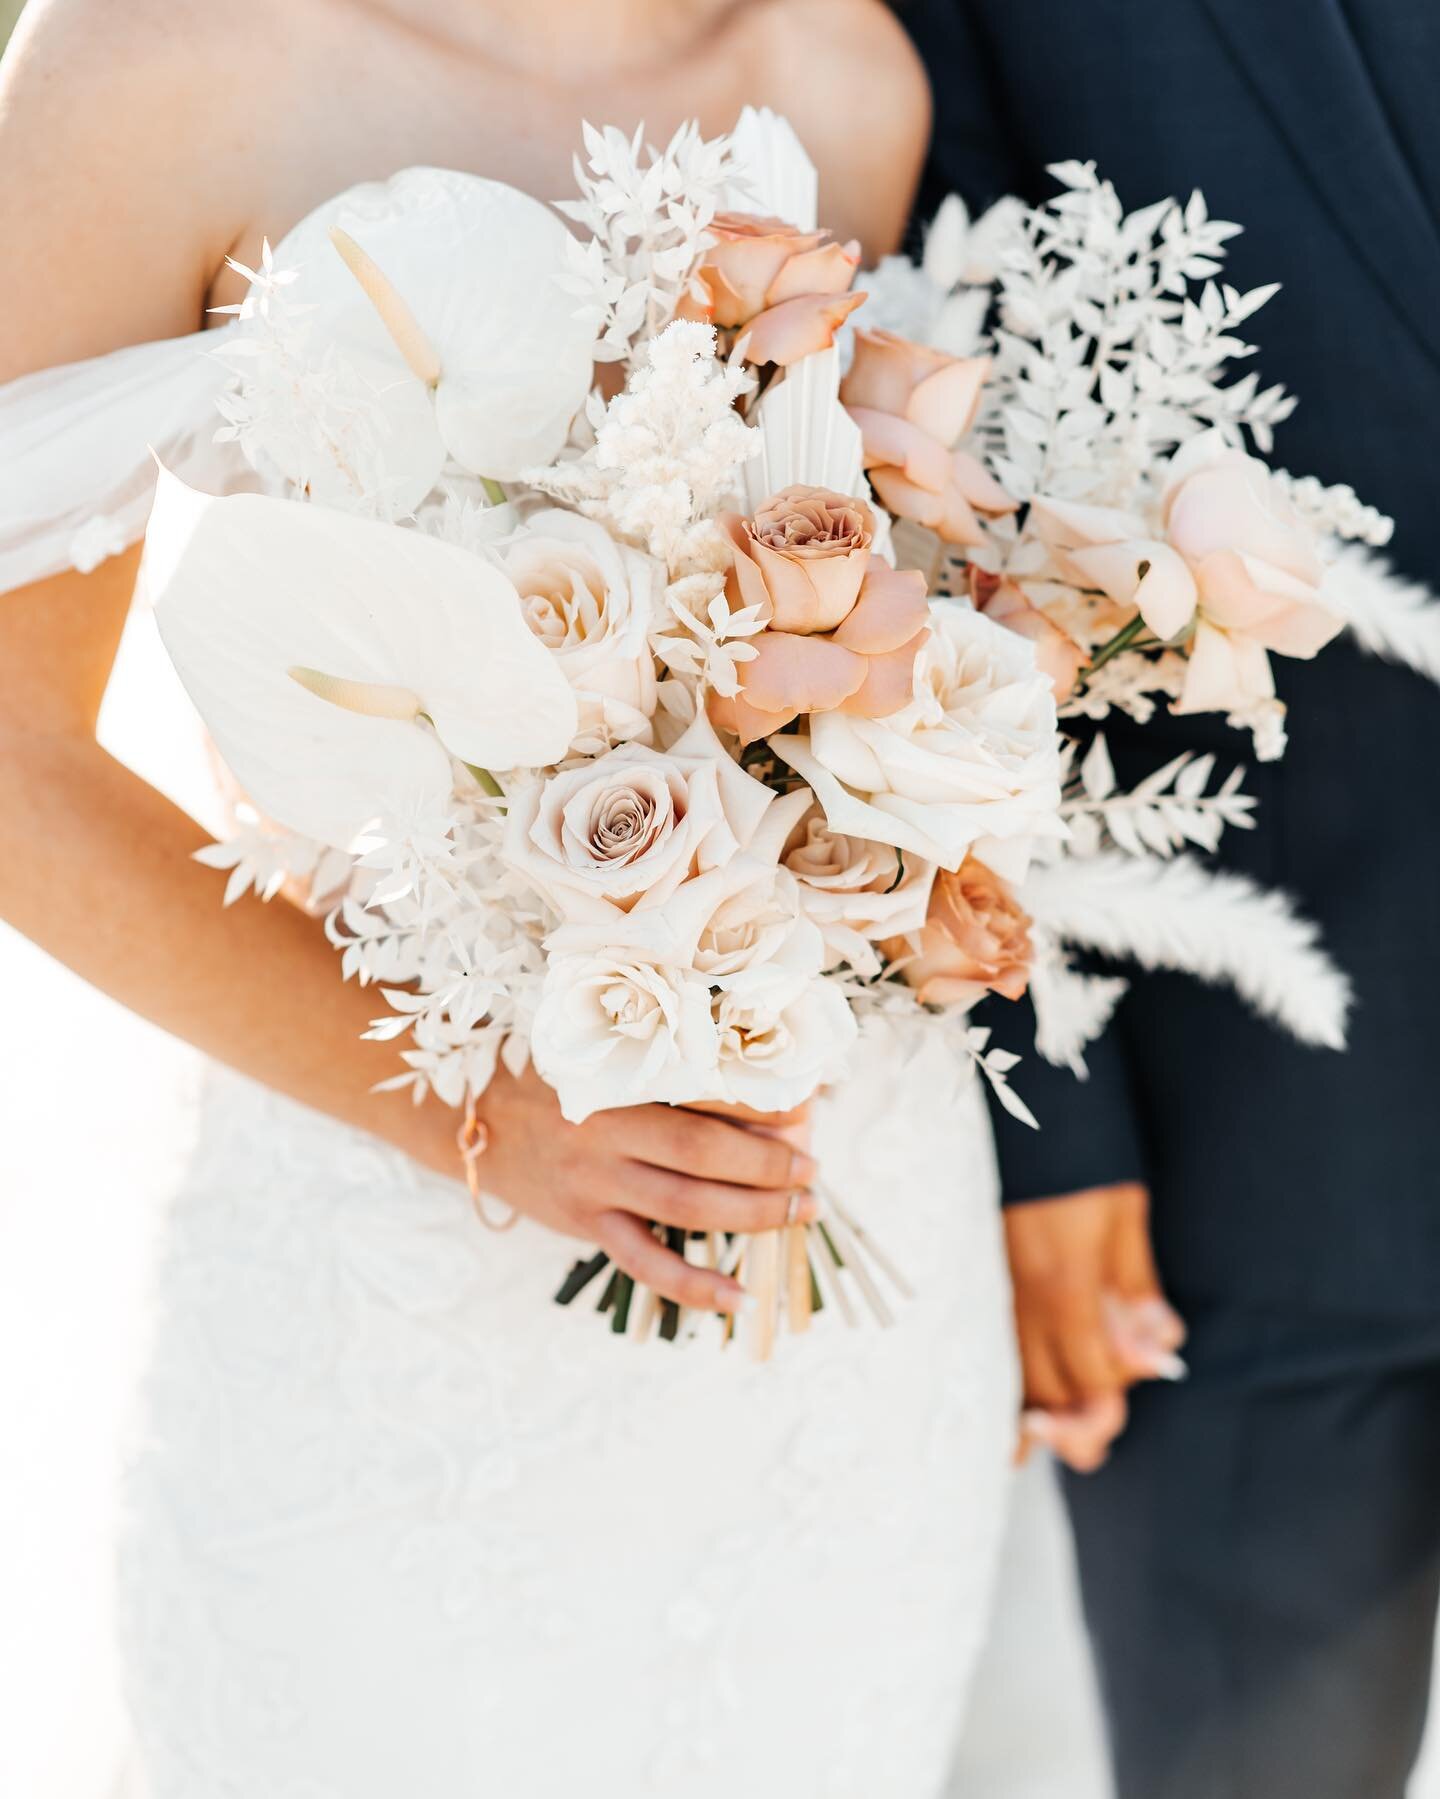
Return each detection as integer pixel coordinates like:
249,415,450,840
471,1063,819,1312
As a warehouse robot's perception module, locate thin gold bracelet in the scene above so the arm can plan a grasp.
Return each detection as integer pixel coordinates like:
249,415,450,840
457,1097,520,1232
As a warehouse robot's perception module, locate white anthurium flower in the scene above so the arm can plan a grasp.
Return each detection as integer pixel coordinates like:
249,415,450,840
145,469,578,849
262,167,598,506
772,600,1064,880
530,953,720,1123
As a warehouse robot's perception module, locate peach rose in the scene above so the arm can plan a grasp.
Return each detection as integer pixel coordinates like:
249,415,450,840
1030,430,1342,718
881,856,1032,1010
709,486,931,745
970,567,1089,702
840,328,1017,545
677,212,866,367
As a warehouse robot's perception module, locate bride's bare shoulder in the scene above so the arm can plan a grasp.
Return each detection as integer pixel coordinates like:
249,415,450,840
751,0,932,255
0,0,296,372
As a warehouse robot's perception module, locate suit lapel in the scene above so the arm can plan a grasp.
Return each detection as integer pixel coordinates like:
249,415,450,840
1200,0,1440,370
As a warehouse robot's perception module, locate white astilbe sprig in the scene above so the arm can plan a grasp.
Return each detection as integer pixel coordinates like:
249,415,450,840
525,322,757,571
1321,547,1440,687
555,120,741,365
1274,471,1394,548
1026,935,1130,1076
1060,736,1255,858
1019,851,1351,1051
982,164,1295,510
194,808,351,910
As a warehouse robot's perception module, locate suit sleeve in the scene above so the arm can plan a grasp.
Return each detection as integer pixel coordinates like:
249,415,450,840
981,995,1151,1204
902,1,1045,221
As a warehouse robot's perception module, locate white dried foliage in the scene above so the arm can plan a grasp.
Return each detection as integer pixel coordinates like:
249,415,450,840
1061,736,1255,858
1019,852,1352,1051
1026,937,1130,1076
555,120,741,366
1321,546,1440,686
982,165,1295,508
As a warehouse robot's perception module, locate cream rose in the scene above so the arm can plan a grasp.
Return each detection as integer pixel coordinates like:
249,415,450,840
882,856,1033,1011
489,510,661,751
773,600,1064,879
709,934,858,1112
530,953,719,1122
783,807,935,975
502,711,776,923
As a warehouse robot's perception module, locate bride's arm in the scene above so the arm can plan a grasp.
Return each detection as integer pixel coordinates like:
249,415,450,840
0,2,810,1309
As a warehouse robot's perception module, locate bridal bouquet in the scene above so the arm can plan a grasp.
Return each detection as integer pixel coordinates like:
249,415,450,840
144,111,1383,1354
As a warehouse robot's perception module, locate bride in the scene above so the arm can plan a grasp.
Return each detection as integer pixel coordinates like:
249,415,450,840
0,2,1017,1794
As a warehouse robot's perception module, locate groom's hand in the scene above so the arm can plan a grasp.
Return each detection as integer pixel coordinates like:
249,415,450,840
1005,1183,1186,1471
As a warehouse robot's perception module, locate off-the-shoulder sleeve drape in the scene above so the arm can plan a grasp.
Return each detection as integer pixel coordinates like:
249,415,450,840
0,329,234,593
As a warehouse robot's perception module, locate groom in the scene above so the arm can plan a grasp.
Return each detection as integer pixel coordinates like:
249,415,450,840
906,4,1440,1797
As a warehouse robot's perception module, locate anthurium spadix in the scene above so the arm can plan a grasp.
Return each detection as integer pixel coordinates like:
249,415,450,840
252,167,598,509
144,468,578,849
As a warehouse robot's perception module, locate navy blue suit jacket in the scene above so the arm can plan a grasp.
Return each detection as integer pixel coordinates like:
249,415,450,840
906,0,1440,1315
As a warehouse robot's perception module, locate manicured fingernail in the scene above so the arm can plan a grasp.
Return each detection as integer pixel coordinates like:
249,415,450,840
1146,1350,1188,1382
790,1151,819,1185
735,1290,758,1314
1135,1298,1187,1345
1020,1409,1059,1446
794,1190,821,1224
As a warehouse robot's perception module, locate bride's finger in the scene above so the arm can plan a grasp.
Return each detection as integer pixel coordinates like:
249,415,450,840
602,1106,817,1190
590,1210,748,1313
619,1164,819,1235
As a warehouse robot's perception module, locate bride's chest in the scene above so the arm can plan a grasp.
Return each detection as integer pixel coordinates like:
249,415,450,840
210,39,765,315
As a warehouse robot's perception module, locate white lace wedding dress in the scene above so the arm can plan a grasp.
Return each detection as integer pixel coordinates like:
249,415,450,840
0,200,1018,1799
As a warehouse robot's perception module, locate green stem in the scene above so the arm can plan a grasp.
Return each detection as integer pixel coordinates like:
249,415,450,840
1082,612,1151,678
463,762,505,800
480,477,507,507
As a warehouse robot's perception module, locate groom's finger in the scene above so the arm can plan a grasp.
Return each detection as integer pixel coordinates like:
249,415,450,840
1052,1285,1129,1400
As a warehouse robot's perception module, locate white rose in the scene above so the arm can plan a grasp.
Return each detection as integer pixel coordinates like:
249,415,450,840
774,600,1063,880
710,958,858,1113
531,954,719,1123
782,807,936,976
490,511,662,752
502,711,780,924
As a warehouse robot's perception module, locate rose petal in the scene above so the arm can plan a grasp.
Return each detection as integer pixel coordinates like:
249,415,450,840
837,629,929,717
949,449,1018,517
707,685,794,746
749,535,864,633
1175,618,1276,714
1066,539,1199,640
764,239,860,305
848,406,952,494
832,563,929,653
1167,460,1324,585
907,358,989,445
742,290,868,367
740,630,869,714
1028,494,1149,550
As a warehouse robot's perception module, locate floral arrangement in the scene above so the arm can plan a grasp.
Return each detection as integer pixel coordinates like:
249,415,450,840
145,112,1384,1356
